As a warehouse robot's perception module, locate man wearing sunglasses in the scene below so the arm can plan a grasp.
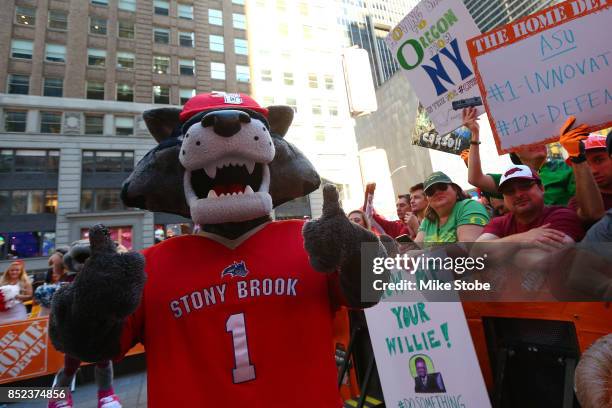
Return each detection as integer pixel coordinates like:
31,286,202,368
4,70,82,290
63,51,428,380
476,165,584,250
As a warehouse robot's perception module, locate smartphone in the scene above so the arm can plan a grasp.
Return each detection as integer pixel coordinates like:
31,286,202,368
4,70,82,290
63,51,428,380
451,97,483,110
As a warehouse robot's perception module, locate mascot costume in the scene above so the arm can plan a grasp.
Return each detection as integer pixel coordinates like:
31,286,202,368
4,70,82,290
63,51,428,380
50,92,385,407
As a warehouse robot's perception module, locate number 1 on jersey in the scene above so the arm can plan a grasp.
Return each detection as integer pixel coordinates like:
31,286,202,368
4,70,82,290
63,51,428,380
226,313,256,383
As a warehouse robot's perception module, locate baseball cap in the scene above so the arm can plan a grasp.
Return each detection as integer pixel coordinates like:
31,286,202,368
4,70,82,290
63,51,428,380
179,92,269,124
423,171,453,193
498,165,540,192
563,133,608,165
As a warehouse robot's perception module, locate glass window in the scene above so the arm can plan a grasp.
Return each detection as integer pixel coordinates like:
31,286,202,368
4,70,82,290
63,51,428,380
81,189,93,212
234,39,248,55
83,151,133,173
15,6,36,26
286,97,297,113
262,96,274,106
179,59,195,76
278,23,288,36
233,0,245,4
179,31,194,47
48,151,60,172
209,35,224,52
153,86,170,104
11,191,44,214
48,10,68,30
117,83,133,102
86,82,105,99
153,56,170,74
90,17,107,35
117,51,135,69
40,112,62,134
180,89,195,105
14,150,47,173
209,9,223,26
115,117,134,136
11,40,33,59
1,231,56,259
0,192,9,214
87,49,106,67
232,13,246,29
276,0,286,11
178,4,194,20
154,0,169,16
45,191,58,214
95,189,123,211
324,75,334,90
311,103,322,116
314,126,325,142
7,74,29,95
118,0,136,11
236,65,250,83
211,62,225,80
45,44,66,62
91,0,108,5
44,78,63,97
303,25,312,40
308,73,318,88
299,2,308,16
0,150,13,173
85,115,104,135
283,72,294,86
329,104,338,117
118,20,134,39
81,226,132,249
154,28,170,44
261,69,272,82
4,111,27,132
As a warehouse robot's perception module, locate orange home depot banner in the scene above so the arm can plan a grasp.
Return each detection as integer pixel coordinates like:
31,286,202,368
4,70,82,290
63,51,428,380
0,318,49,382
467,0,611,154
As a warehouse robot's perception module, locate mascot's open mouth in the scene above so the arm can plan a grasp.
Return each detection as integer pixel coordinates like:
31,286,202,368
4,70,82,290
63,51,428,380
191,159,265,198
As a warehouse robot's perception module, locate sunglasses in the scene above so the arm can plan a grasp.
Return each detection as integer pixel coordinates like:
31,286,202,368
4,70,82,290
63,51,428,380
425,183,449,197
500,181,537,196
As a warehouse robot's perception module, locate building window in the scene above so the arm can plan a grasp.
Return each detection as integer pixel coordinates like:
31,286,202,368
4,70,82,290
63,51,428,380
234,39,248,55
303,25,313,40
40,112,62,134
117,84,133,102
278,23,288,36
0,149,60,173
283,72,294,86
11,40,33,59
85,114,104,134
261,69,272,82
118,0,136,12
44,78,63,97
154,0,169,16
153,56,170,74
117,51,135,69
236,65,250,83
209,35,224,52
4,111,27,132
324,75,334,90
115,117,134,136
91,0,108,5
48,10,68,30
180,89,195,105
87,49,106,67
154,28,170,44
15,6,36,26
286,97,297,113
118,20,134,39
209,9,223,25
232,13,246,29
210,63,225,80
178,4,194,20
7,74,29,95
179,31,194,47
86,82,105,99
262,96,274,106
179,59,195,76
3,190,57,215
311,103,322,116
308,73,318,88
276,0,286,11
0,231,56,260
314,126,325,142
82,151,134,173
45,44,66,63
329,104,338,117
80,226,132,249
81,189,125,212
153,86,170,104
299,2,308,16
90,17,107,35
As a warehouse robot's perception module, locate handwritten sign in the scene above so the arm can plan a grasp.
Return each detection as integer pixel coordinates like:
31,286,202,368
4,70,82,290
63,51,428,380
387,0,483,136
365,270,490,407
467,0,612,154
412,105,472,155
0,318,48,381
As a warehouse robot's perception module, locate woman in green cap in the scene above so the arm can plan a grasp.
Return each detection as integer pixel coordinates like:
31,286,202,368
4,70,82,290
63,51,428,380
415,171,490,246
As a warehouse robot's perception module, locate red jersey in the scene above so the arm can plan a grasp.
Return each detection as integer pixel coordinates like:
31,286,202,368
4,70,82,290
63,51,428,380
119,220,343,407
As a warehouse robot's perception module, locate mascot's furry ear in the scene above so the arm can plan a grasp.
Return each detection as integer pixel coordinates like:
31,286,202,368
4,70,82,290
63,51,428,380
143,108,182,143
267,105,293,138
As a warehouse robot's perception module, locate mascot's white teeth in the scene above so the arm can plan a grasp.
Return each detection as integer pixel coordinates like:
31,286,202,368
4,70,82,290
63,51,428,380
204,160,256,179
206,185,255,199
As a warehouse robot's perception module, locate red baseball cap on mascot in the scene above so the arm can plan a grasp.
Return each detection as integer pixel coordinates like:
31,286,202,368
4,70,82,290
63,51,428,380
180,92,269,124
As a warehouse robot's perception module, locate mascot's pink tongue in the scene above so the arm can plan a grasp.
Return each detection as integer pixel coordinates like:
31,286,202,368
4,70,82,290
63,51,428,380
214,184,245,195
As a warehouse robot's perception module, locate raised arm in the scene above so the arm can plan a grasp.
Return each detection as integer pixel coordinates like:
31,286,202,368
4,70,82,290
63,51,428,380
464,107,498,193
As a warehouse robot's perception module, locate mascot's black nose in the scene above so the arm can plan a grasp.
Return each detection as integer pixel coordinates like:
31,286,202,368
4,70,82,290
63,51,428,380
201,110,251,138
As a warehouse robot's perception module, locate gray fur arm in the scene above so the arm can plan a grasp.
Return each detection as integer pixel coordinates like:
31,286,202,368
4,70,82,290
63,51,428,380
303,185,387,308
49,225,145,362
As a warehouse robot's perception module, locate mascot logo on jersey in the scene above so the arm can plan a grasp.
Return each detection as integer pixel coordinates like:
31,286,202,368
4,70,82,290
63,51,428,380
221,261,249,278
121,92,321,226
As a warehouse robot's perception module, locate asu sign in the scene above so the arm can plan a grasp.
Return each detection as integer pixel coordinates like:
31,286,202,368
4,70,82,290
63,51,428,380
0,318,48,381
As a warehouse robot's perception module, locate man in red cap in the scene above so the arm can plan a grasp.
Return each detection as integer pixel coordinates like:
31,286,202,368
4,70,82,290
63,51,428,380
559,116,612,224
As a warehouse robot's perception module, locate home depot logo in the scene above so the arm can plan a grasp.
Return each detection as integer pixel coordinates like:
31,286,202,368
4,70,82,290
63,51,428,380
0,318,48,380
